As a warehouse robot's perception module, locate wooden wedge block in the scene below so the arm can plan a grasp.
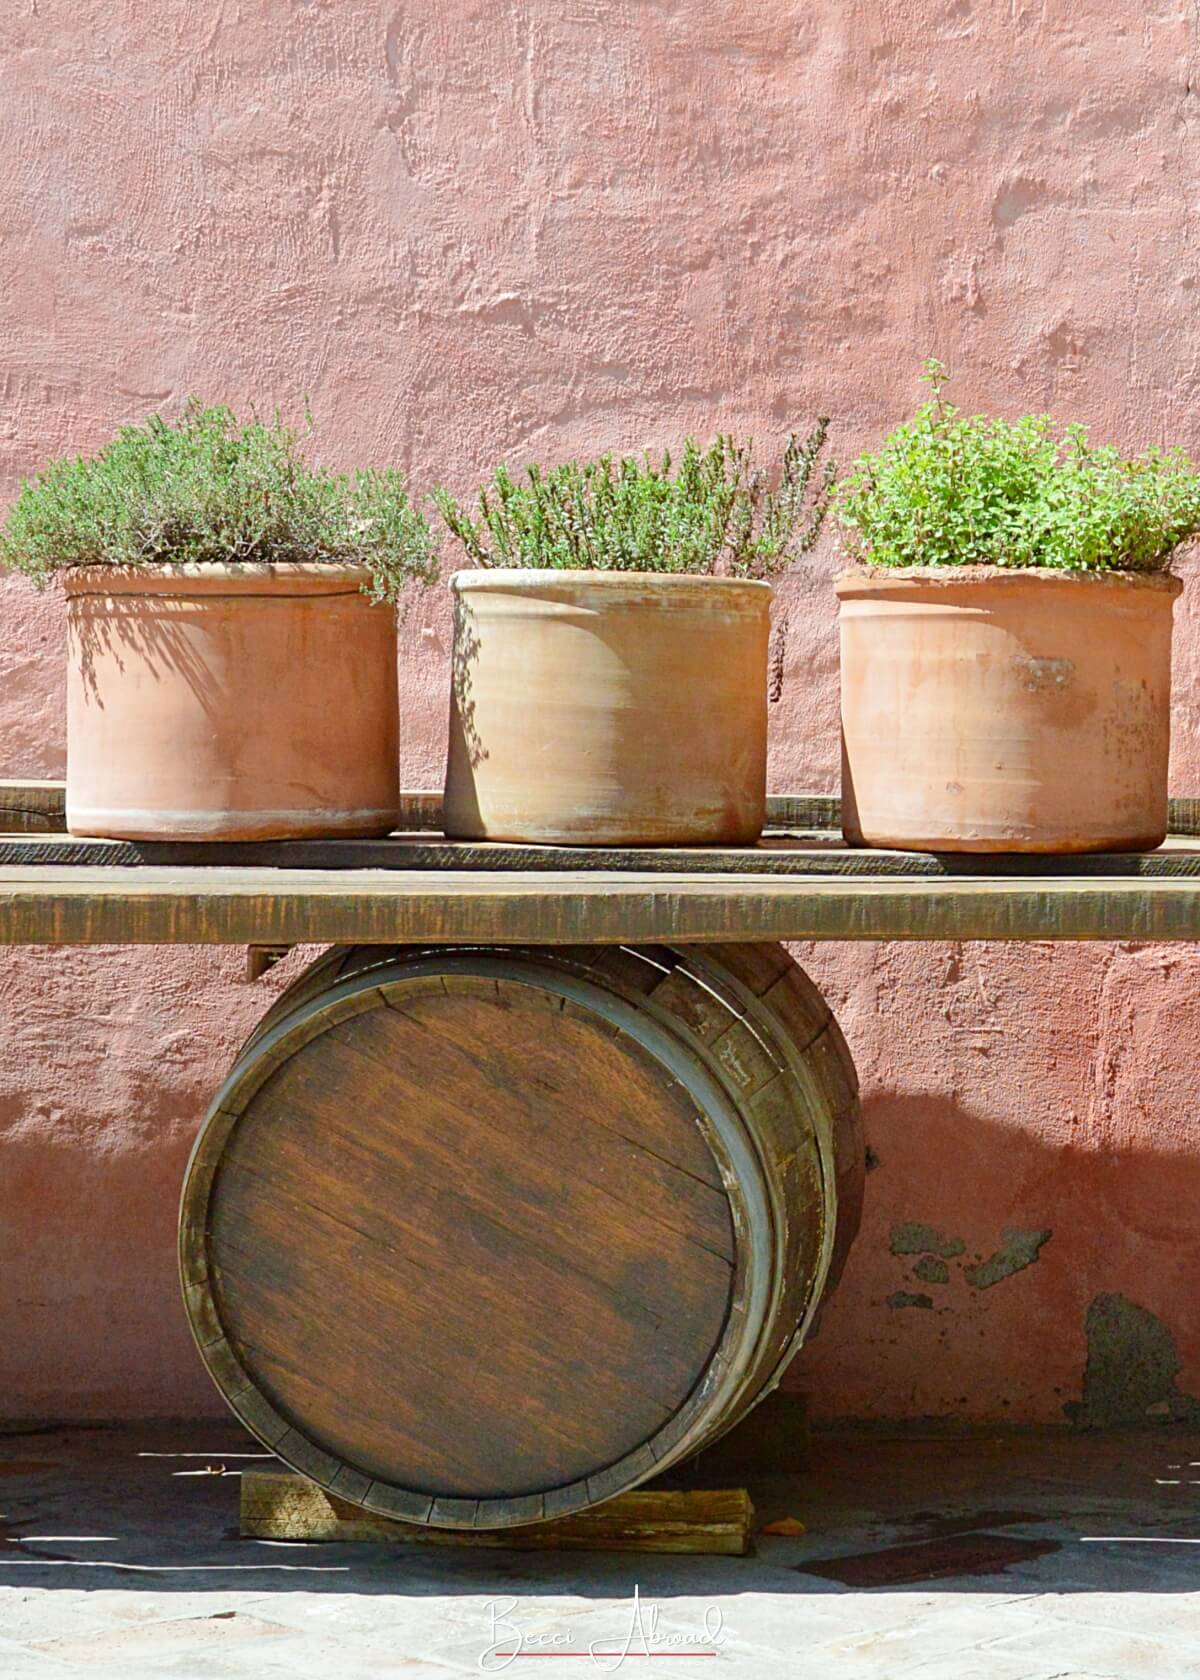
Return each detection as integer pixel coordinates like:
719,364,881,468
241,1469,754,1555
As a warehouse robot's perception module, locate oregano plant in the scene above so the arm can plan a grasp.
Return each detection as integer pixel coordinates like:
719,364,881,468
838,362,1200,573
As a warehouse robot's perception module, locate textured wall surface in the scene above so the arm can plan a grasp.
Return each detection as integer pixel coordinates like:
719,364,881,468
3,0,1200,1425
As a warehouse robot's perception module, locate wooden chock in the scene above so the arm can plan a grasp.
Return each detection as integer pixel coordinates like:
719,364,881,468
241,1468,754,1555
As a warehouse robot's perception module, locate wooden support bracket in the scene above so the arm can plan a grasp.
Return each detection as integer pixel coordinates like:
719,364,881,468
245,944,292,981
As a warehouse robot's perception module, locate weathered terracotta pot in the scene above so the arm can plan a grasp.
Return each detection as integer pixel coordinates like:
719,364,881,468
64,563,399,840
443,569,771,844
836,566,1182,853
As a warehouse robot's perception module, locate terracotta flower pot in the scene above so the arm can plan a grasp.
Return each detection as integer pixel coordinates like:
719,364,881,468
835,566,1183,854
443,569,771,844
64,563,399,840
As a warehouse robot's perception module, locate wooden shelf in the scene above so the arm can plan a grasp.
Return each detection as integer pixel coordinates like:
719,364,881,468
0,860,1198,944
2,781,1199,945
5,780,1199,839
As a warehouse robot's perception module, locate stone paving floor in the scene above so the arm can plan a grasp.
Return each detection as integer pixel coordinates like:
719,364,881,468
2,1423,1198,1677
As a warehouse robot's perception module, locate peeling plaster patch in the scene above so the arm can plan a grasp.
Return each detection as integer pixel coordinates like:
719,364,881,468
1065,1293,1200,1429
1013,655,1073,693
963,1228,1052,1290
887,1291,934,1310
890,1223,965,1259
913,1256,950,1285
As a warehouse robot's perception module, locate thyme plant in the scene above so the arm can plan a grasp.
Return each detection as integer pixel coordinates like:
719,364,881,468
0,402,438,603
433,422,833,577
838,362,1200,573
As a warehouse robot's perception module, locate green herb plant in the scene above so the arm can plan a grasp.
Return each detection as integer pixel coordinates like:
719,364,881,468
433,421,833,577
0,401,438,603
838,361,1200,573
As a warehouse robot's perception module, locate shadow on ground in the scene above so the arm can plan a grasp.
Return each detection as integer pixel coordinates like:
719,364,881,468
5,1425,1200,1676
2,1423,1198,1604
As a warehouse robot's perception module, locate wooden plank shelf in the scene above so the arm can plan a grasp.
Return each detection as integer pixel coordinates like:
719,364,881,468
3,781,1200,944
6,781,1200,840
4,830,1200,877
0,779,68,834
0,861,1199,944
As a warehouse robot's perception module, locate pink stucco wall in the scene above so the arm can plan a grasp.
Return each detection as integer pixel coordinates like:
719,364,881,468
4,0,1200,1427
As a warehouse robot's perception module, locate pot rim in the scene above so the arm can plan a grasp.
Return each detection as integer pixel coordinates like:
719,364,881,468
834,563,1182,596
450,566,773,595
61,561,376,599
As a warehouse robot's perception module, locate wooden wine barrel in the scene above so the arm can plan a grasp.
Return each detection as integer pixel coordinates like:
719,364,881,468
180,941,862,1529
